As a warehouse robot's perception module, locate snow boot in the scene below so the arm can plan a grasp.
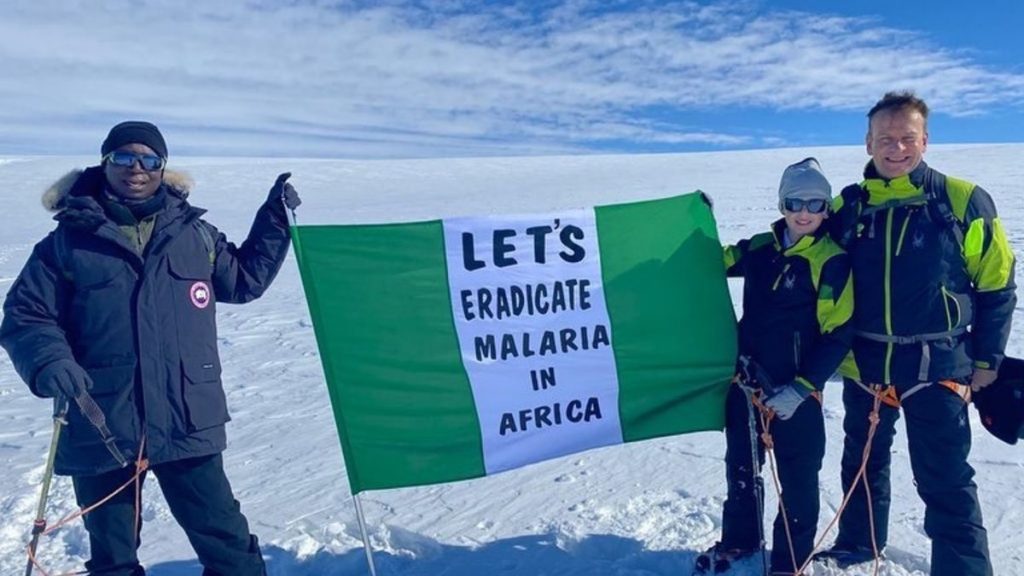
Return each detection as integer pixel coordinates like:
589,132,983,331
692,542,759,574
813,543,883,568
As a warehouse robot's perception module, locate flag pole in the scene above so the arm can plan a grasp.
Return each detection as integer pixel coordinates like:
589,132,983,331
284,195,298,227
284,185,376,574
352,493,379,576
281,181,375,573
284,181,375,572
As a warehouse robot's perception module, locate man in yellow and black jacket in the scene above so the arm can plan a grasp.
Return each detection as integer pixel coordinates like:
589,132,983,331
696,158,853,576
818,91,1016,576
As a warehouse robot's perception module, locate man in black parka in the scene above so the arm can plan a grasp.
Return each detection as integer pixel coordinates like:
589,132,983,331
0,121,300,575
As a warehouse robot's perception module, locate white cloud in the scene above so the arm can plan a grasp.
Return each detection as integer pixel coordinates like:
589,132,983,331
1,0,1022,157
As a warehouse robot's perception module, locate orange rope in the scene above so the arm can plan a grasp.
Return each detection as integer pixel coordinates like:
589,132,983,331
753,401,800,575
862,393,882,576
797,388,885,575
26,437,148,576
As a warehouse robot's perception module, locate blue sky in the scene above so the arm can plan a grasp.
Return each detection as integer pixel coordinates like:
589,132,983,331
2,0,1021,158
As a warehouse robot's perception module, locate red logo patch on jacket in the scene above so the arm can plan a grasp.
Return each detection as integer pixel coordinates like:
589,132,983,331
190,281,211,309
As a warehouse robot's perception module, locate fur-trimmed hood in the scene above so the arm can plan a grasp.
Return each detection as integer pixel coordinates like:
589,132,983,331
42,167,194,213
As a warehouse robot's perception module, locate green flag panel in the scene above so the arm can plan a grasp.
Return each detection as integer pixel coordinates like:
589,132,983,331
293,222,485,493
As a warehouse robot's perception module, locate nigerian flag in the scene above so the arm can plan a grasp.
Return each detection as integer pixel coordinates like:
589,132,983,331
292,192,736,494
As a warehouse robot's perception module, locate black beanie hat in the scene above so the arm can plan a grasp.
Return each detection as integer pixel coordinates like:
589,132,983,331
101,121,168,159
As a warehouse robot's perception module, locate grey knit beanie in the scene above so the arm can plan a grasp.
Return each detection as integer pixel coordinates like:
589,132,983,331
778,157,831,211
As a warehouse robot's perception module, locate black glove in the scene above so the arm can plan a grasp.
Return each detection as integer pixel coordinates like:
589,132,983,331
34,359,93,399
268,172,301,210
735,355,774,391
699,191,714,212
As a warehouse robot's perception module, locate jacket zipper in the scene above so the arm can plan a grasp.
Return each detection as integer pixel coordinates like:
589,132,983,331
793,331,802,370
883,208,895,384
894,208,913,257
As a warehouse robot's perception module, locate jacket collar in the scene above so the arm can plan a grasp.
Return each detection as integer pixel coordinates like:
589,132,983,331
47,167,205,265
771,217,827,254
861,160,929,205
43,165,194,213
46,167,197,229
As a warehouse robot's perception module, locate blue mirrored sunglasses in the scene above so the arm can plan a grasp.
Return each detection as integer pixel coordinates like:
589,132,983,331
103,151,166,171
783,198,828,214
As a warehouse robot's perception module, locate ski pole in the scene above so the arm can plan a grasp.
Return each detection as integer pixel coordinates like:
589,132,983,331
742,385,770,576
25,397,69,576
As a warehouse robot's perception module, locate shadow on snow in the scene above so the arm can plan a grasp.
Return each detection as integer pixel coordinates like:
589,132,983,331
146,533,701,576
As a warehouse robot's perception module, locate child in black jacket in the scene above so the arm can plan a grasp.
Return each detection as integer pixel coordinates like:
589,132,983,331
695,158,853,575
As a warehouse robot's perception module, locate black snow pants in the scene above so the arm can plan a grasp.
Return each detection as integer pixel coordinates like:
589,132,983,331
72,453,266,576
720,383,826,574
833,378,992,576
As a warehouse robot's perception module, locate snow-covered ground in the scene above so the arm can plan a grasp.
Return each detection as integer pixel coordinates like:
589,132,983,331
1,146,1023,575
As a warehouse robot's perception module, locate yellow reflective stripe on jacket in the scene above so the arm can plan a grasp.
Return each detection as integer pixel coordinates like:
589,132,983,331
819,272,854,335
794,376,816,393
946,175,1014,292
945,176,974,221
838,350,860,380
967,217,1015,291
864,175,922,203
723,232,775,276
723,244,741,271
786,232,853,337
964,217,984,266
